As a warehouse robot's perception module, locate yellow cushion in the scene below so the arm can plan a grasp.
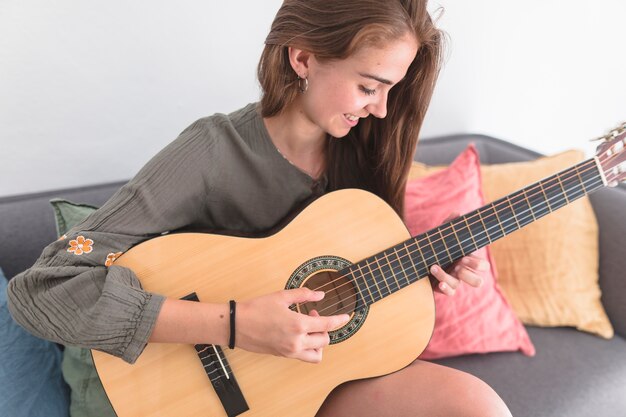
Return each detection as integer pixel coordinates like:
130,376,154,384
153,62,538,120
409,149,614,338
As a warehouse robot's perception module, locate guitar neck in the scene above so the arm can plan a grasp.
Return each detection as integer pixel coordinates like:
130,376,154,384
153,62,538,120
345,158,606,306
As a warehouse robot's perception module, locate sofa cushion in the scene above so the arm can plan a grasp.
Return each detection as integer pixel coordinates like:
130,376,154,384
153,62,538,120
62,346,115,417
49,198,99,237
0,268,70,417
410,149,613,339
481,151,612,338
406,144,534,359
434,328,626,417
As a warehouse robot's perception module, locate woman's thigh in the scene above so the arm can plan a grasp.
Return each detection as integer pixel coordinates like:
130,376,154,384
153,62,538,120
315,359,512,417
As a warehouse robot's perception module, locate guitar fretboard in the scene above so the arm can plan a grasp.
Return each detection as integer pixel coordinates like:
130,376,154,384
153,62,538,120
343,158,605,306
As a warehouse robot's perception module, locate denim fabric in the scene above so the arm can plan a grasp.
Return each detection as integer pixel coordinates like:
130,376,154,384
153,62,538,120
0,269,70,417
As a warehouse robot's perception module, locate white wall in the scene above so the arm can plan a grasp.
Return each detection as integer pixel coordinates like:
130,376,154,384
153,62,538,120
0,0,283,197
424,1,625,157
1,1,625,197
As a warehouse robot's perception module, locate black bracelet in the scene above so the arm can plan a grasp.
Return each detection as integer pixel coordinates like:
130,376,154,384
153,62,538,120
228,300,236,349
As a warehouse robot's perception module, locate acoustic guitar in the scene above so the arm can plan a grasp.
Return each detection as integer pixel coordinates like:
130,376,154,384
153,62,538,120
92,124,626,417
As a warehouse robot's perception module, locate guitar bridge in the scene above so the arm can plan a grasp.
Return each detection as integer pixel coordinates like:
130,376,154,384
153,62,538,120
182,293,249,417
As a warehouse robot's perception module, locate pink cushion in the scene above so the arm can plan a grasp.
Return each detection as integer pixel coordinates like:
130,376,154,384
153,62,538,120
405,144,535,359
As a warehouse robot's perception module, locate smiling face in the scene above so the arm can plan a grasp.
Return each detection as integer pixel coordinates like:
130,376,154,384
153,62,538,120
292,33,419,139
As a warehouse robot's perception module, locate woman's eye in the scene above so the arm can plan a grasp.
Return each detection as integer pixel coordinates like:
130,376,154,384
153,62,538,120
359,86,376,96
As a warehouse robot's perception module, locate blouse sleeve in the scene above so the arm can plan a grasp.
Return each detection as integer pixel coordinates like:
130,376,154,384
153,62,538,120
7,118,217,364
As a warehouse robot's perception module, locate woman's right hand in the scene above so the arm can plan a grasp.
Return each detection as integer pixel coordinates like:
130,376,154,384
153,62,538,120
236,288,350,363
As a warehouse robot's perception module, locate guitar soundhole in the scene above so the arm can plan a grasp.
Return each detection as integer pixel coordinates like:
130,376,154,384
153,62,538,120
299,270,357,317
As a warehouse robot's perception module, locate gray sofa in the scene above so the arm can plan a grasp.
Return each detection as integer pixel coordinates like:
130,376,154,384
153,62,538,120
1,134,625,417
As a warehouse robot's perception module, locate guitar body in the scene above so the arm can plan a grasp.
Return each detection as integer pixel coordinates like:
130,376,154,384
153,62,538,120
92,189,435,417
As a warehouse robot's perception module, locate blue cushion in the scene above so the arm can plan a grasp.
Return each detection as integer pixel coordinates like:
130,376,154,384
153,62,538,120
0,268,70,417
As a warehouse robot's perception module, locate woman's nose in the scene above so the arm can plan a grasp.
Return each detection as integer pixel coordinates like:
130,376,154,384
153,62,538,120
366,93,388,119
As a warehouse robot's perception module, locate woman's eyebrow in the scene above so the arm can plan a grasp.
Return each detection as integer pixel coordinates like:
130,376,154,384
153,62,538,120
358,72,394,85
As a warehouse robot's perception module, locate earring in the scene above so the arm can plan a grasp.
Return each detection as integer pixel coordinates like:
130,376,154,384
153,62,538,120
298,76,309,93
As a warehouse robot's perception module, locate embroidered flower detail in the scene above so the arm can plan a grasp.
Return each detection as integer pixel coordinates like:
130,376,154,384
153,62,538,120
57,234,67,241
105,252,123,267
67,236,94,255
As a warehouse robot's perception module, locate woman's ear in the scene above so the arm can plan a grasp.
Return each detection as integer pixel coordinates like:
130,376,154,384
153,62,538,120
288,47,311,78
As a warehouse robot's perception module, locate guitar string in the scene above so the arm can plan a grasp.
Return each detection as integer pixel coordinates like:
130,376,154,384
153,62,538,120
298,157,605,307
304,175,605,318
303,158,601,294
331,146,620,296
197,349,236,384
300,151,616,304
199,154,615,382
203,171,607,382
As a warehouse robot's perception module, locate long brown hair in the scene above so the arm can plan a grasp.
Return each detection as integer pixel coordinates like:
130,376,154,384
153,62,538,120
257,0,445,219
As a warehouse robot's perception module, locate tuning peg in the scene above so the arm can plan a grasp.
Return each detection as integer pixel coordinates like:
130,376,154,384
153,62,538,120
591,122,626,142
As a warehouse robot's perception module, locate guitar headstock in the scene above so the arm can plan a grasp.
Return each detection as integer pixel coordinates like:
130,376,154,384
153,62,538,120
594,122,626,187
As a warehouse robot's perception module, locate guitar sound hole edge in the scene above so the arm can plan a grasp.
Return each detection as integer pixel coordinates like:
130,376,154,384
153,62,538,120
285,255,369,344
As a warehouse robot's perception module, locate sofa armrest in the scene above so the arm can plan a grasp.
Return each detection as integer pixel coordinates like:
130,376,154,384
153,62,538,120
590,185,626,338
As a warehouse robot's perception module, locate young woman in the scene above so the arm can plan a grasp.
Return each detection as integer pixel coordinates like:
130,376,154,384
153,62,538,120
8,0,511,415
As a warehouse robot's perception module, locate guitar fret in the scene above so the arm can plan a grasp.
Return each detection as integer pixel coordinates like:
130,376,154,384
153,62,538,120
446,229,463,261
526,185,549,219
437,228,453,263
392,246,409,286
521,188,537,221
350,264,374,304
544,176,568,211
509,191,534,228
382,251,402,292
476,211,492,244
505,196,521,229
490,199,513,236
491,202,508,237
362,261,382,301
449,221,463,252
418,235,437,269
464,212,488,248
556,173,570,204
374,255,393,295
373,257,392,299
452,219,470,256
348,269,367,306
462,216,479,252
562,168,585,201
391,247,410,287
540,182,553,212
384,248,404,289
364,260,384,301
576,163,588,194
381,251,395,291
579,160,603,190
403,242,420,283
481,204,505,242
411,241,430,279
426,232,447,265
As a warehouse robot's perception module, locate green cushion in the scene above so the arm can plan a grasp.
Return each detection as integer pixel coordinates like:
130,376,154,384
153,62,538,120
49,199,115,417
49,198,98,236
62,347,115,417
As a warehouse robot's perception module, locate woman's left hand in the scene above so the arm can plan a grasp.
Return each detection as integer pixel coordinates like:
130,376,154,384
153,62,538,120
427,212,489,296
429,254,490,296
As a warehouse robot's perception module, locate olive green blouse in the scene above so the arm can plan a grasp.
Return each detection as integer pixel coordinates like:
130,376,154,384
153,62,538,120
7,103,328,364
